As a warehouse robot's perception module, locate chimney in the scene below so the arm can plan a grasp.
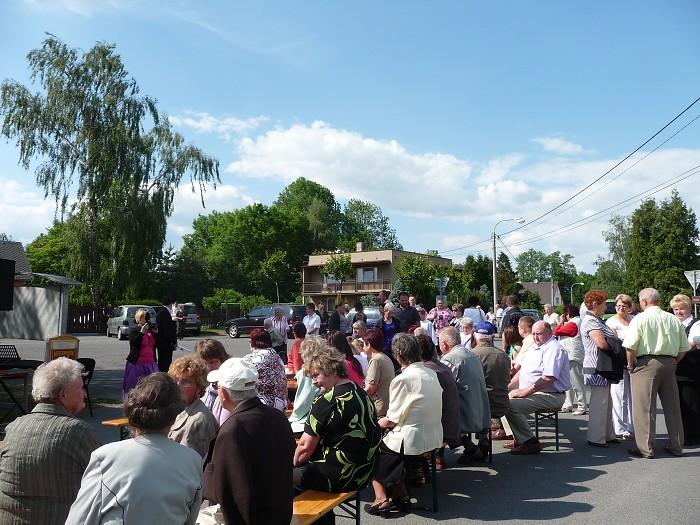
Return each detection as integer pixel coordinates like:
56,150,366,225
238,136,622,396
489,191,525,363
356,242,365,252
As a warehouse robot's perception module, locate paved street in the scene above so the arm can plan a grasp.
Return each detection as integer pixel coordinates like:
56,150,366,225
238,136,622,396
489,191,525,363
3,333,700,524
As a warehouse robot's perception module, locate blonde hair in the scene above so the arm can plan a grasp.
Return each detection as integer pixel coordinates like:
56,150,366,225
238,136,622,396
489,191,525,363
670,294,691,311
301,342,348,378
168,355,209,396
134,308,149,324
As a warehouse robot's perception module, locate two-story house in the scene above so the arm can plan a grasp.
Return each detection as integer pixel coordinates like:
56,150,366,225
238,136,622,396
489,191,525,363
302,243,452,307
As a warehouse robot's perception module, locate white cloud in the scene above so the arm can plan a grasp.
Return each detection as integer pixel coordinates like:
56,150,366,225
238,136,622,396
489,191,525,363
23,0,136,16
170,112,269,140
227,121,475,216
0,178,59,245
532,136,592,155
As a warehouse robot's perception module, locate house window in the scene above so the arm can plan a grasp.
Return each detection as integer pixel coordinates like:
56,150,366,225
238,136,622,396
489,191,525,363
358,267,377,283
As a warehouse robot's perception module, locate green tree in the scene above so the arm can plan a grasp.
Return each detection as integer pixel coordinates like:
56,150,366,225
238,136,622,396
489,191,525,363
624,191,699,303
273,177,342,252
519,290,542,310
183,204,311,301
321,254,354,297
25,221,70,278
0,35,219,307
515,249,579,303
603,213,630,275
496,252,518,302
394,254,440,307
340,199,403,251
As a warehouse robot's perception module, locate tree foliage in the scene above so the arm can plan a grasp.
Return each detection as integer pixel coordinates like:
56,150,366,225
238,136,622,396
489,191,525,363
340,199,403,251
624,191,699,304
321,254,354,283
273,177,342,252
496,252,518,302
0,35,219,306
515,249,579,303
394,254,446,306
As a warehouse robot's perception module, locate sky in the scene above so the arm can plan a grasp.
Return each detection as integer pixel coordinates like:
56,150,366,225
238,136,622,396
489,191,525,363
1,0,700,277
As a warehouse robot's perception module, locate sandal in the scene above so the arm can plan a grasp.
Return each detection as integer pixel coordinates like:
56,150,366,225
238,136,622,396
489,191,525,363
364,499,390,516
391,494,412,513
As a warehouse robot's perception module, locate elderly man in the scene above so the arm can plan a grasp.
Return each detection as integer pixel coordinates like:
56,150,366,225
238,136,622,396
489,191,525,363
471,321,511,423
440,326,492,463
416,331,460,470
623,288,689,459
203,358,295,524
0,357,100,525
395,291,421,333
503,321,570,455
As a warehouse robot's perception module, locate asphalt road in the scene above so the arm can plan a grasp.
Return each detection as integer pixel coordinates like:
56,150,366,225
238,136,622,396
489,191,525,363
4,333,700,525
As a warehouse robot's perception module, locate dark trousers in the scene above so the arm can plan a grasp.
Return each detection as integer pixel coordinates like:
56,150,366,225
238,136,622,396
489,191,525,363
678,379,700,445
157,348,174,373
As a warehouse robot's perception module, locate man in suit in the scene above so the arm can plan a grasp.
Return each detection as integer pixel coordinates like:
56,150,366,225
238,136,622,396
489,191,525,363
156,295,178,372
204,359,295,525
439,326,492,463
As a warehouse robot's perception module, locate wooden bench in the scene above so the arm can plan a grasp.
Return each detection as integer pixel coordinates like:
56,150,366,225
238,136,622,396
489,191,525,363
291,490,359,525
534,409,560,450
102,417,130,441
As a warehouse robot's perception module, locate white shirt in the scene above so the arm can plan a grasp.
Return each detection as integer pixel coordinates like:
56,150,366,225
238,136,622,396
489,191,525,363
303,313,320,335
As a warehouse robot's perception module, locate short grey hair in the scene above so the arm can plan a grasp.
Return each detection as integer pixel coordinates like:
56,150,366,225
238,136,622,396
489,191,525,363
439,326,461,348
263,318,273,329
223,387,258,402
32,357,85,403
460,317,475,329
384,303,395,315
475,332,494,342
391,333,421,365
352,320,366,331
639,288,660,305
273,306,284,315
544,303,552,309
413,327,427,338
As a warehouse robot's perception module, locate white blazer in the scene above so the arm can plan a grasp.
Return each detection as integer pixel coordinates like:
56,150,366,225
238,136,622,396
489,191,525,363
383,362,444,455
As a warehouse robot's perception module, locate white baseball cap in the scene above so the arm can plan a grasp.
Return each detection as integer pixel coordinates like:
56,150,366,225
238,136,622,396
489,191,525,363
207,358,258,392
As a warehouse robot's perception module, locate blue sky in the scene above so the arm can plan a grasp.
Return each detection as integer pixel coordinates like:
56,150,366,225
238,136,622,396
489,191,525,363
1,0,700,275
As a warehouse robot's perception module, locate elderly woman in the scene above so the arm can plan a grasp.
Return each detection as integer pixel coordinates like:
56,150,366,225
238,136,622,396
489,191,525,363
367,333,443,516
555,304,588,415
66,373,202,525
288,337,322,435
168,355,218,458
352,319,367,340
459,316,476,349
581,290,618,447
326,330,365,386
293,343,381,501
363,327,396,417
543,303,559,330
195,338,232,425
670,293,700,446
377,303,399,357
244,328,287,411
0,358,100,525
123,308,159,397
606,294,636,439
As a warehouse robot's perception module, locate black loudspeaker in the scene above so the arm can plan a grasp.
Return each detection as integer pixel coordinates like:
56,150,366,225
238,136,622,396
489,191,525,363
0,258,15,311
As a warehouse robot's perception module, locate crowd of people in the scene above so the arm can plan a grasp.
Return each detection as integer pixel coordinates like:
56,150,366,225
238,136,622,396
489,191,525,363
0,286,697,524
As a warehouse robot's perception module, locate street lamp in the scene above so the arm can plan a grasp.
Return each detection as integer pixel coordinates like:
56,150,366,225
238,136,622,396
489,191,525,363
492,217,525,319
570,282,584,305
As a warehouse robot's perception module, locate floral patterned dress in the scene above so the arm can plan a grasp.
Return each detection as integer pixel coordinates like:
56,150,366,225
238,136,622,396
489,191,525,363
243,348,287,411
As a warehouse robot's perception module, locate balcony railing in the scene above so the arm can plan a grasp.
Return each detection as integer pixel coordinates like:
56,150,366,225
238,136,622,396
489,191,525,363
302,279,394,295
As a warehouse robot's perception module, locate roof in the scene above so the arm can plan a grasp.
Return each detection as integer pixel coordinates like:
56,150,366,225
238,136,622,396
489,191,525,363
0,241,33,281
32,273,82,286
519,281,561,304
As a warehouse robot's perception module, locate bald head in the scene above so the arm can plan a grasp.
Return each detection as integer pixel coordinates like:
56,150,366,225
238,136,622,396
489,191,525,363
531,321,553,346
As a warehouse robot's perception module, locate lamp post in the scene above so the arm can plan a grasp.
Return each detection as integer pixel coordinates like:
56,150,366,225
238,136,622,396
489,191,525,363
570,282,584,305
492,217,525,320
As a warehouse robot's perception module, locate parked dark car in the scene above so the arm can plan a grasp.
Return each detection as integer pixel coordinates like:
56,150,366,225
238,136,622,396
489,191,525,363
226,303,305,338
520,308,542,321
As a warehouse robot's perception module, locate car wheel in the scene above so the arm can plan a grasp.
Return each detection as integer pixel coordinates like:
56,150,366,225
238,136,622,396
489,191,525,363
194,329,201,336
106,327,111,337
228,324,239,338
118,329,127,341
